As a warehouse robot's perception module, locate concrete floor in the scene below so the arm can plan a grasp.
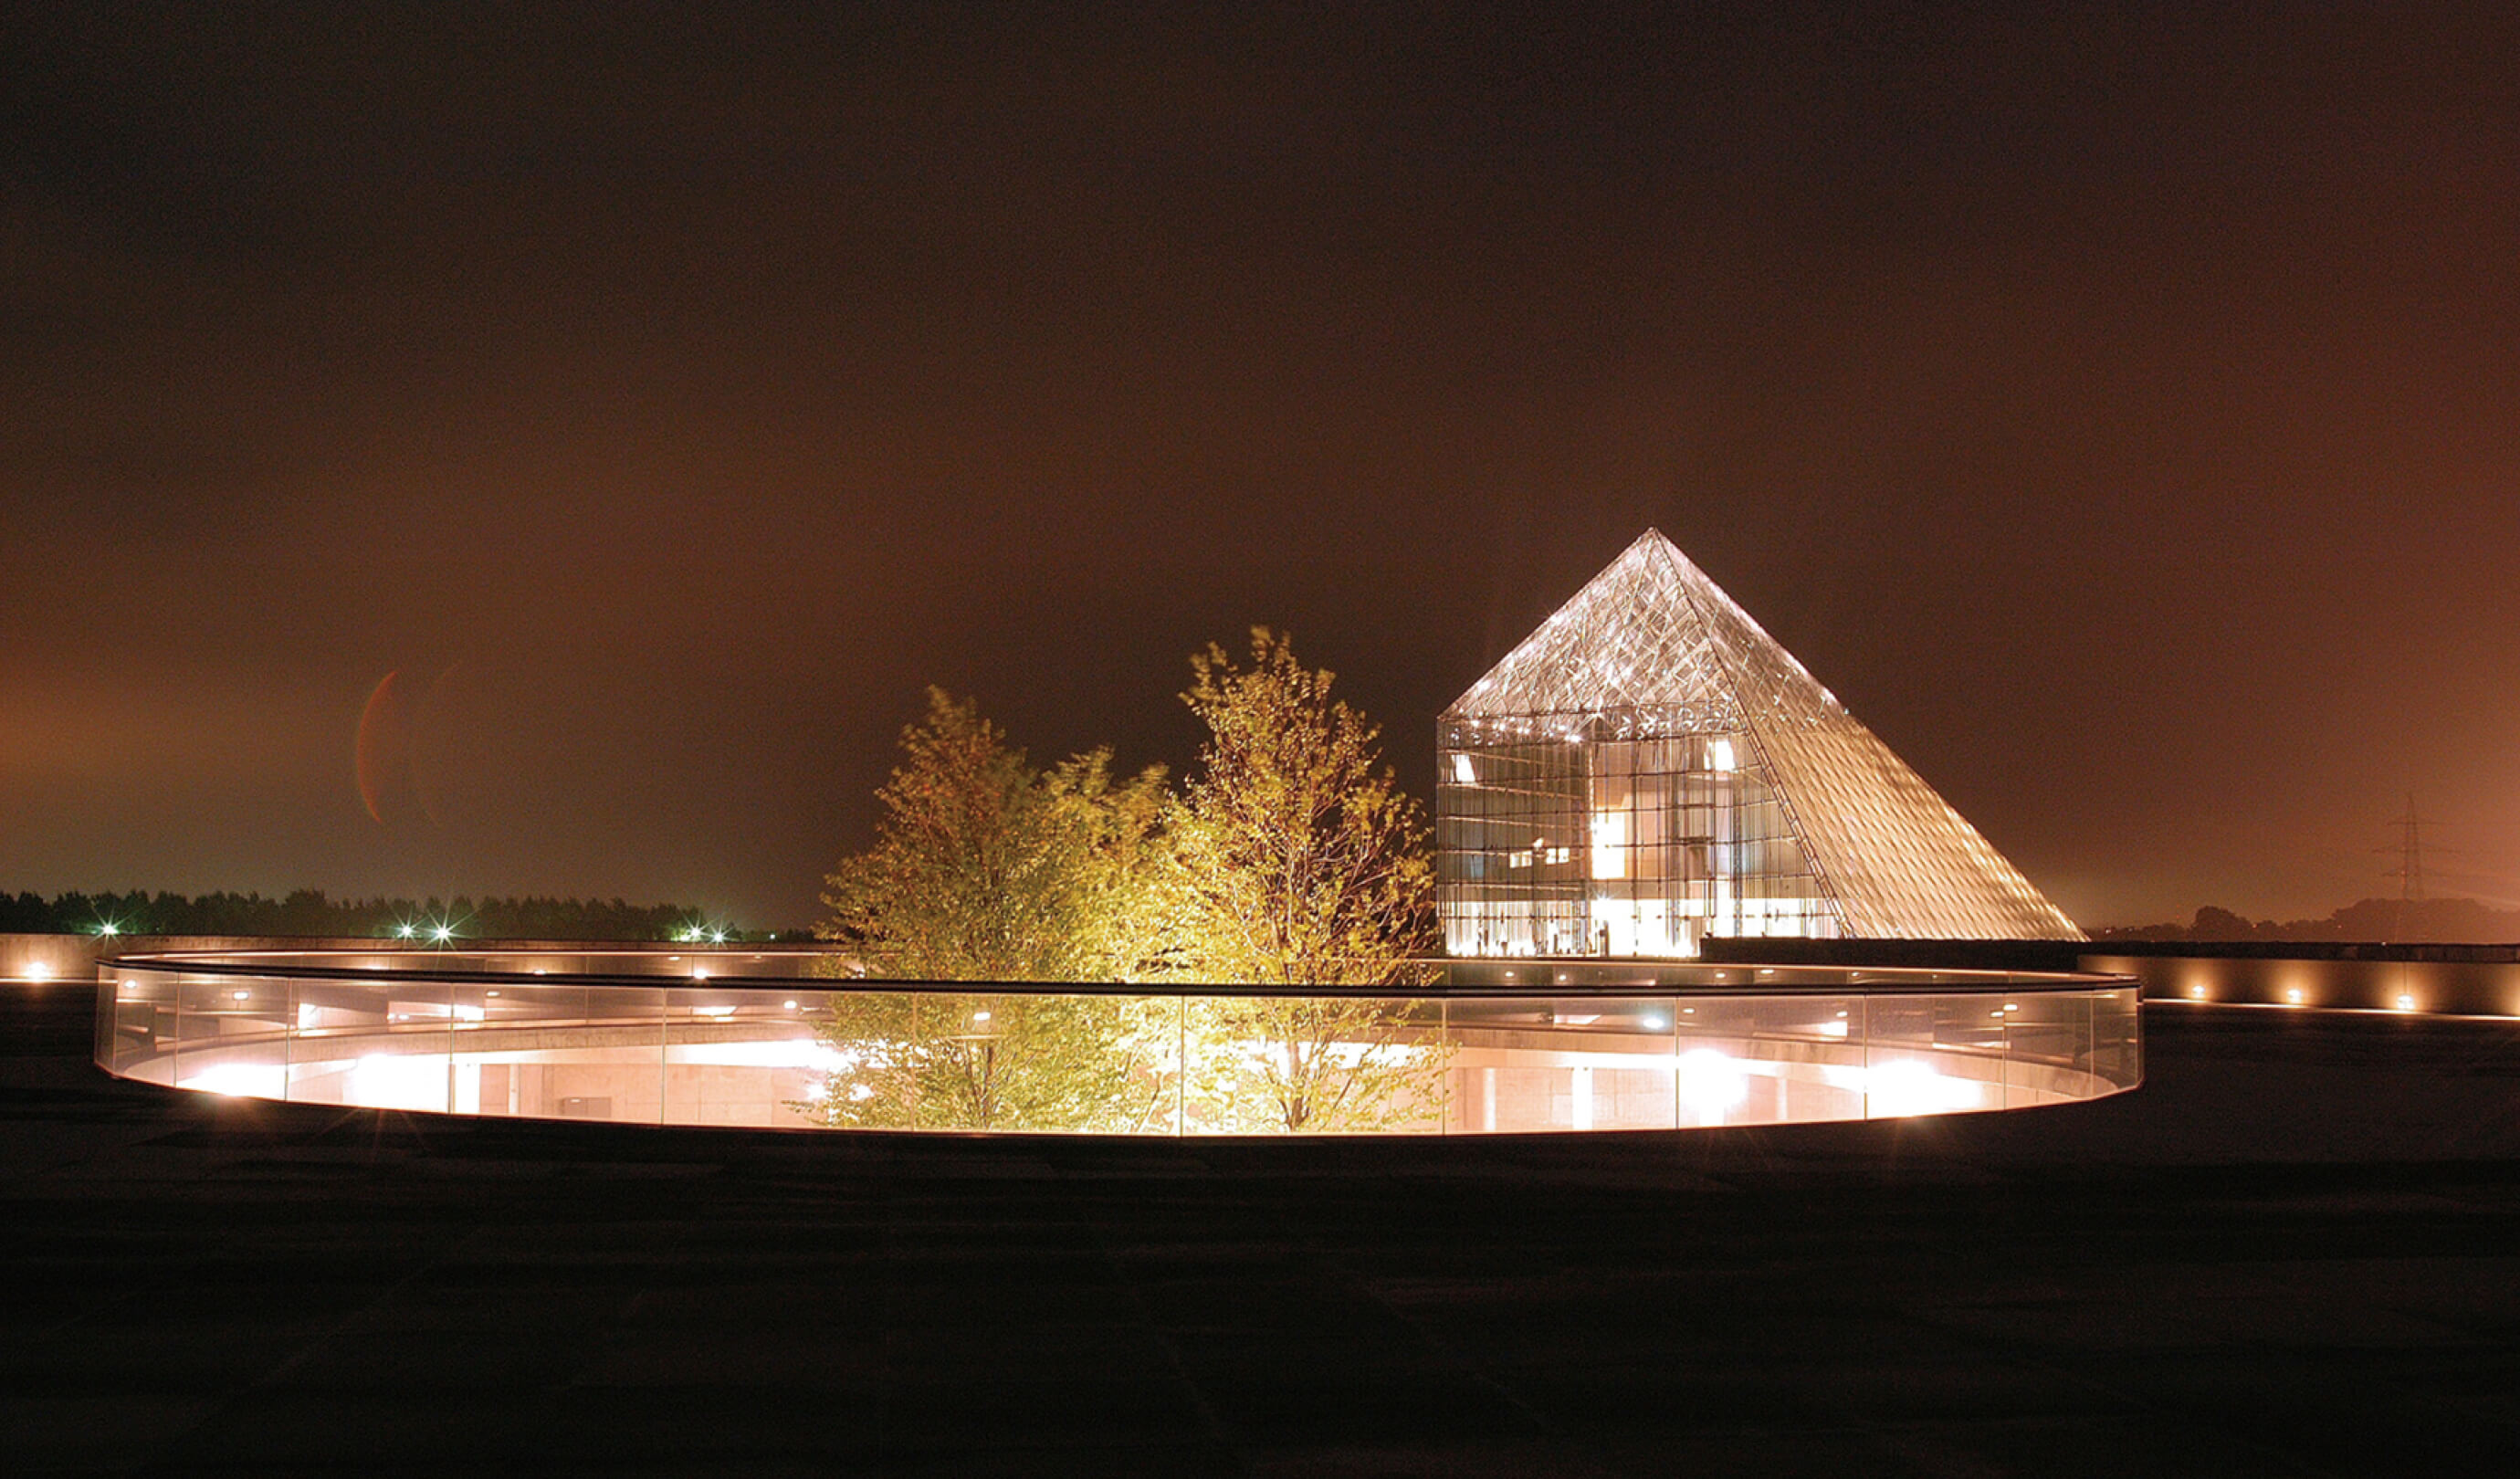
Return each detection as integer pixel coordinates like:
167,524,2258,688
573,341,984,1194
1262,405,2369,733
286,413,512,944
8,984,2520,1476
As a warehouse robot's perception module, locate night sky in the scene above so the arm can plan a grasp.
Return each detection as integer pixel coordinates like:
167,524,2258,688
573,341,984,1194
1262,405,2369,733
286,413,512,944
7,4,2518,930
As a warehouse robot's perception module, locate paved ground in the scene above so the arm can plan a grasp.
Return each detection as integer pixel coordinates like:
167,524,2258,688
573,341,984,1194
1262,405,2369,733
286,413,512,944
7,984,2520,1476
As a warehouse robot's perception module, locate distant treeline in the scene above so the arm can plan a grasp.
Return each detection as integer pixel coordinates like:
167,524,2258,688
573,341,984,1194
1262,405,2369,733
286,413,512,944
0,889,771,941
2095,896,2520,945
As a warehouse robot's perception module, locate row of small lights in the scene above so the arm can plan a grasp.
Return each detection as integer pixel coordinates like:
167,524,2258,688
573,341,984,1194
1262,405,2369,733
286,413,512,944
8,918,739,981
5,933,2465,1020
384,924,732,944
2184,982,2423,1012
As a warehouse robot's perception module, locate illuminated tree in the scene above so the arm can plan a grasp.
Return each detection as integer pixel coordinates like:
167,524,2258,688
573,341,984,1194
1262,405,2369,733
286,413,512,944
818,688,1168,982
809,989,1176,1132
1160,629,1448,1131
1161,628,1436,985
810,689,1176,1128
1183,991,1449,1134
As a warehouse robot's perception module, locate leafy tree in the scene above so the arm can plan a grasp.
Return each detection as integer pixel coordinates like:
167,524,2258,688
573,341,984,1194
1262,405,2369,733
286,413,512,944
808,989,1177,1132
1160,628,1435,986
817,687,1168,981
1159,629,1448,1131
1183,991,1449,1134
809,689,1175,1128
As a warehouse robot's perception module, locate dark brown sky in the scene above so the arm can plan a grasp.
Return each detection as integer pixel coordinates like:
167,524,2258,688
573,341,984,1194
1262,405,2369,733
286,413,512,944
6,3,2518,929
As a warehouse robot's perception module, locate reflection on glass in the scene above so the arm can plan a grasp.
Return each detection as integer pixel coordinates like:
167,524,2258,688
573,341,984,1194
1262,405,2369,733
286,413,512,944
1435,534,2081,958
806,992,1179,1133
1185,996,1451,1135
96,955,2142,1135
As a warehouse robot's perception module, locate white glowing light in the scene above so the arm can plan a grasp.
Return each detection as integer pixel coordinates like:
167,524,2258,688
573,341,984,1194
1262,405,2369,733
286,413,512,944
23,960,53,982
430,926,454,942
1452,754,1477,784
971,1010,992,1024
691,968,710,981
182,1063,288,1098
782,1000,798,1011
233,990,250,1001
2395,993,2416,1012
99,923,119,937
1865,1059,1983,1118
395,925,415,939
2284,988,2304,1005
671,1038,836,1068
1676,1048,1748,1123
1708,738,1736,773
348,1054,452,1111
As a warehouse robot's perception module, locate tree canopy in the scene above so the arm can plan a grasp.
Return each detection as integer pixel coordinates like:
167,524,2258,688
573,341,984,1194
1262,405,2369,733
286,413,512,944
817,687,1167,982
1159,627,1437,987
810,643,1449,1133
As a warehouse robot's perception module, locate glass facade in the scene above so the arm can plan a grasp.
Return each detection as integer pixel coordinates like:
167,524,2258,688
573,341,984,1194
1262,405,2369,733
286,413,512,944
93,949,2141,1135
1440,530,2082,957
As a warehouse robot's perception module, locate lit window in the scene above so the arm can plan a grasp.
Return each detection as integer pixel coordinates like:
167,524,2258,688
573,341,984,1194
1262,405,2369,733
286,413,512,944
1590,812,1627,880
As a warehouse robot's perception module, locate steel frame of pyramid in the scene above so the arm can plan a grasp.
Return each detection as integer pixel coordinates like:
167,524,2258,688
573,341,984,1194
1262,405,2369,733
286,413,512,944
1436,530,2082,958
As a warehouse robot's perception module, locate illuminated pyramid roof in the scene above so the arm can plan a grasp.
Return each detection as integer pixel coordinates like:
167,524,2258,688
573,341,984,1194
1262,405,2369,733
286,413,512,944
1444,530,2081,940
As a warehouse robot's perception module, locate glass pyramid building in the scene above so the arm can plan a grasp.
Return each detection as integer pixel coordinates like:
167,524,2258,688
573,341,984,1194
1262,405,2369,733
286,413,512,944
1438,530,2082,957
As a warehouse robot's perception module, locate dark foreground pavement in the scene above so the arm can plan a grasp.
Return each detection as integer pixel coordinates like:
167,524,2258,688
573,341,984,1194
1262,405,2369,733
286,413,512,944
8,986,2520,1476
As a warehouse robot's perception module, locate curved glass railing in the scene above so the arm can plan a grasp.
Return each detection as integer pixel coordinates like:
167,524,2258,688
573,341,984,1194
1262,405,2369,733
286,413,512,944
96,949,2140,1136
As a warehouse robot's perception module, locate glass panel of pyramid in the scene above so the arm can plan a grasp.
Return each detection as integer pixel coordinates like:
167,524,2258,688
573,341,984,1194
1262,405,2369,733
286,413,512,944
1437,529,2082,956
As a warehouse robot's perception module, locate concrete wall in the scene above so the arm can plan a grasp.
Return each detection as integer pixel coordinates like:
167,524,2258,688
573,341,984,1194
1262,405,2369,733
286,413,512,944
2080,952,2520,1017
1713,937,2520,1017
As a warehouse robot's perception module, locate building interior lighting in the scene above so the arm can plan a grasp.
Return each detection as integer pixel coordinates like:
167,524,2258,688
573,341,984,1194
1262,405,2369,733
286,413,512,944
1865,1059,1983,1117
1676,1047,1748,1123
101,950,2139,1133
1433,529,2080,960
